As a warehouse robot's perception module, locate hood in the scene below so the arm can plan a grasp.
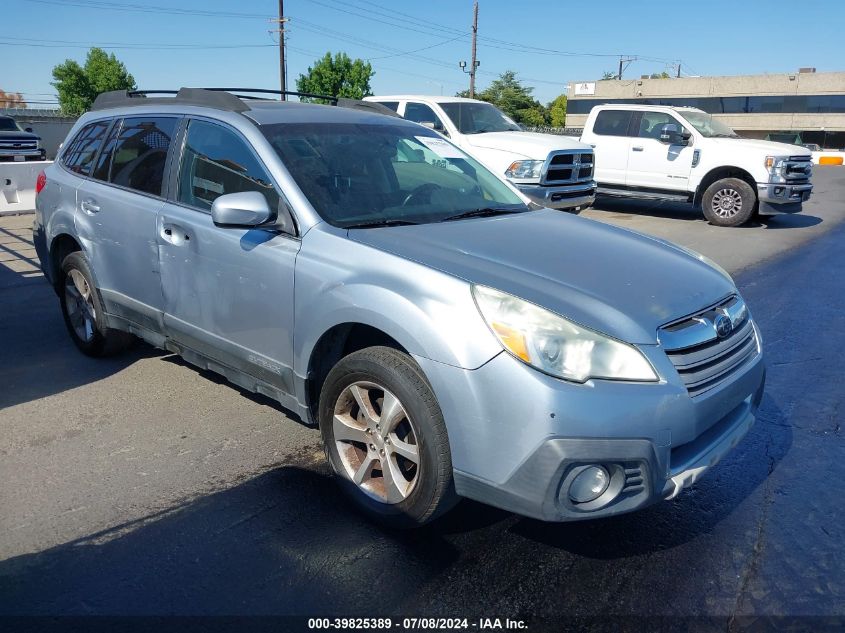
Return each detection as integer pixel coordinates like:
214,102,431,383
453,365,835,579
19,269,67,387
349,210,735,345
0,130,40,141
707,137,809,157
462,131,589,160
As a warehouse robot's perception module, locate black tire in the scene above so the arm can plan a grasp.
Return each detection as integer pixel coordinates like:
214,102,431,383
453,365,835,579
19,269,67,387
59,251,134,357
701,177,756,227
319,346,458,528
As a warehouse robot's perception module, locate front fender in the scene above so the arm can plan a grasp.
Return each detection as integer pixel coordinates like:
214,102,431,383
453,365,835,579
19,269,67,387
293,226,501,377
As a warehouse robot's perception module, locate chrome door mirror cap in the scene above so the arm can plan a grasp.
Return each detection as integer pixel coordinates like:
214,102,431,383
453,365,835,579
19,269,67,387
211,191,272,228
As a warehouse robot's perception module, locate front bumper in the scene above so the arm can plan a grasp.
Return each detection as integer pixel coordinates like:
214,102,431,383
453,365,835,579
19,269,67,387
756,182,812,215
416,339,765,522
516,180,596,210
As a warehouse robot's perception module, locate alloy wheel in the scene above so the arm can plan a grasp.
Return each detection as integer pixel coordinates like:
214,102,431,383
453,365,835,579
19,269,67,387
64,269,96,342
333,381,420,504
711,188,743,218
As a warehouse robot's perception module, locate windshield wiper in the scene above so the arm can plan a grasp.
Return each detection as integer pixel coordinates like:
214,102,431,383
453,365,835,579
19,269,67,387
440,207,528,222
345,219,420,229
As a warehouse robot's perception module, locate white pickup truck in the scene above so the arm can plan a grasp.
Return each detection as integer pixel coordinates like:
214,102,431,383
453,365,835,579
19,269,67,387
580,104,813,226
365,95,597,211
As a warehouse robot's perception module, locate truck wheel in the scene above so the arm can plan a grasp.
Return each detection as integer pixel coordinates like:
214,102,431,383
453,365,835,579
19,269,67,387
319,346,458,528
59,252,134,357
701,178,756,227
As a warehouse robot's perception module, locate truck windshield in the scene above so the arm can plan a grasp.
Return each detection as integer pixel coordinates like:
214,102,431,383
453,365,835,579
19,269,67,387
0,118,23,132
439,102,521,134
261,122,528,228
679,112,740,138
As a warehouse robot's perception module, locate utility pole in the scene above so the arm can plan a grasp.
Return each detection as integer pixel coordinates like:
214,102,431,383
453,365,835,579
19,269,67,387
469,1,478,98
617,55,636,80
270,1,287,100
459,2,480,97
676,62,682,78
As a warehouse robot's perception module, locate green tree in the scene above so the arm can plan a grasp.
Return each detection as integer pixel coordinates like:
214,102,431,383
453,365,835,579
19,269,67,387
649,72,671,79
475,71,549,125
295,52,374,102
51,47,135,115
548,94,567,127
601,71,617,80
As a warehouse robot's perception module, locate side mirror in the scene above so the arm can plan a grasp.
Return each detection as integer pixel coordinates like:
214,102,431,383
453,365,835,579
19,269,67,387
25,127,34,133
211,191,271,228
660,123,690,146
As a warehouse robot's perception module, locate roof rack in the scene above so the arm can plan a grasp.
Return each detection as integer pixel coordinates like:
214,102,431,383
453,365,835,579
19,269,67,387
91,87,401,118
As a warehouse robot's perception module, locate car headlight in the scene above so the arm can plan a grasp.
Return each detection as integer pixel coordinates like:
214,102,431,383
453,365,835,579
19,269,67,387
765,155,788,183
472,285,658,383
505,160,544,180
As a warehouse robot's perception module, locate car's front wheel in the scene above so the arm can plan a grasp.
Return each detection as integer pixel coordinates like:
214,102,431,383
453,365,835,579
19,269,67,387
319,346,457,528
59,251,134,357
701,177,756,227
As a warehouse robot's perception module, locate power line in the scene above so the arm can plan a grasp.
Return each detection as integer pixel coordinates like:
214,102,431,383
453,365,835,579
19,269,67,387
364,33,468,61
0,36,276,50
16,0,269,19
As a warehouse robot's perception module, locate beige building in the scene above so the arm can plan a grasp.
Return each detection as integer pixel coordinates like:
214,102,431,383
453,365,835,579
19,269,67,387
566,70,845,148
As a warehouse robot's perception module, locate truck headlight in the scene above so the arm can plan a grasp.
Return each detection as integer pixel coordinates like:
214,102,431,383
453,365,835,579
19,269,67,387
473,285,658,383
505,160,544,180
765,155,788,183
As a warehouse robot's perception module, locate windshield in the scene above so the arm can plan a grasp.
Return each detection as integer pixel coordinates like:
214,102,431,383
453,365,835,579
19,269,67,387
0,118,23,132
261,122,528,228
678,111,739,138
439,102,521,134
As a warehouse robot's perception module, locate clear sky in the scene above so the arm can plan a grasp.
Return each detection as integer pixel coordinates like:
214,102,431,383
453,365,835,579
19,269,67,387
3,0,844,107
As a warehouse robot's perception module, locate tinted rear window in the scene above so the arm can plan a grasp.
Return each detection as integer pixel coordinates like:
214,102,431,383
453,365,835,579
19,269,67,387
108,117,177,196
593,110,634,136
62,121,110,175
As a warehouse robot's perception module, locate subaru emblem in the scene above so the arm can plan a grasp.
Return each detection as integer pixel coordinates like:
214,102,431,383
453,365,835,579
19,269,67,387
715,314,733,338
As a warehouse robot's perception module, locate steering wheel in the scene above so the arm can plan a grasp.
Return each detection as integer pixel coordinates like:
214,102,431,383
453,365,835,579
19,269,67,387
402,183,443,207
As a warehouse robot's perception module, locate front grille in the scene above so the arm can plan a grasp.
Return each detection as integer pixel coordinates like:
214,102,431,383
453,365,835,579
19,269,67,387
0,141,37,150
784,155,812,183
542,150,594,185
659,296,758,398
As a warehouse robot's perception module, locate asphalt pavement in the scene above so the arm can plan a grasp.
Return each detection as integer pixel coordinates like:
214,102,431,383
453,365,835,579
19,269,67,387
1,168,843,631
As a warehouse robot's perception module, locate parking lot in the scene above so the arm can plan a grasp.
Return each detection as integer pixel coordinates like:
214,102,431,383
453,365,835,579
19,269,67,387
1,168,843,625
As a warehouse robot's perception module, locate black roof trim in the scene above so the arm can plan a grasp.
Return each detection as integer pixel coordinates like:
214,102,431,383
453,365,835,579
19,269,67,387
91,87,402,118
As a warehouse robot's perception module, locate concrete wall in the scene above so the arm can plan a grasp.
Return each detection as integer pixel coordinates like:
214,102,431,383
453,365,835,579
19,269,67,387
0,162,50,215
566,71,845,132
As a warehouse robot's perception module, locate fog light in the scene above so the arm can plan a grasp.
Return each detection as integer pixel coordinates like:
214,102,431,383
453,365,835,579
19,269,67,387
569,465,610,503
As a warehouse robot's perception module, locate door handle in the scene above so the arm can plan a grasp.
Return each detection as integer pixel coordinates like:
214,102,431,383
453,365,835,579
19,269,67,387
161,224,190,244
632,146,644,152
80,198,100,213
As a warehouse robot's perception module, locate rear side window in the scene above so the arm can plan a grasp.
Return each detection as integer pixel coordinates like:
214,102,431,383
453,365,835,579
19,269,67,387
91,120,122,181
62,121,110,175
377,101,399,112
177,119,280,212
108,117,177,196
593,110,634,137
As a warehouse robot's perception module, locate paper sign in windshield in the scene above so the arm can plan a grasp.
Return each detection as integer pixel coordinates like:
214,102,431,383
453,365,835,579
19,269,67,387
415,136,466,159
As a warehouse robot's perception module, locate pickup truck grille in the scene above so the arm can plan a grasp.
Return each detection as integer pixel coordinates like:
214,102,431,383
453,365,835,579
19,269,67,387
784,155,812,184
542,151,594,185
659,296,759,398
0,140,37,150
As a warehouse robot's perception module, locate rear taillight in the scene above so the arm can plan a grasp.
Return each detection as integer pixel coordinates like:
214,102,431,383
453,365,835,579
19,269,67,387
35,171,46,195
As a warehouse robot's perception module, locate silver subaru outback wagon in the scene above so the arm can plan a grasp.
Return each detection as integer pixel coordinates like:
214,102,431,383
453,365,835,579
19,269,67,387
33,88,765,528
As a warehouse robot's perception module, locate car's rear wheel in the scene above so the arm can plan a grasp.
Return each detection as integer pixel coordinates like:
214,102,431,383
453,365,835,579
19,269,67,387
319,346,457,528
59,251,134,357
701,178,756,227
